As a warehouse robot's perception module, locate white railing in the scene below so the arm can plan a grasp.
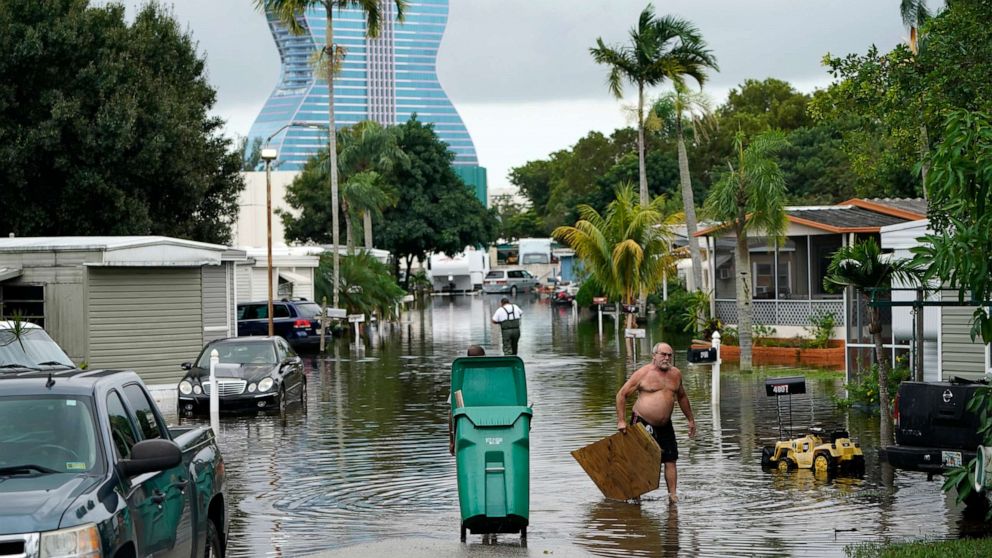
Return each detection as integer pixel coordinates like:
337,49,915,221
715,299,844,327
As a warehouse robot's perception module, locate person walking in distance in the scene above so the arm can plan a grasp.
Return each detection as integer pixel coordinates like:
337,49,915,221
615,342,696,502
492,297,523,355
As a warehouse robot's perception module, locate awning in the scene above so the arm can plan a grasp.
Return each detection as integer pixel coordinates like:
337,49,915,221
278,270,309,284
0,267,22,282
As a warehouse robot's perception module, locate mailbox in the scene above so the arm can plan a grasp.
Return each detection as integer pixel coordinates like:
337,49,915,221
686,347,717,364
764,377,806,397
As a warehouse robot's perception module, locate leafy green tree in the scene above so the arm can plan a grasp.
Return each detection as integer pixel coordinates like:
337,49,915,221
824,237,920,446
257,0,407,307
812,1,992,199
492,196,545,240
0,0,244,243
341,170,395,252
703,131,789,371
590,5,717,207
375,118,498,285
553,183,676,328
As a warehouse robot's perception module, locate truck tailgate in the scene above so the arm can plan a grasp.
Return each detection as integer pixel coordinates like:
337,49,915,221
896,381,983,450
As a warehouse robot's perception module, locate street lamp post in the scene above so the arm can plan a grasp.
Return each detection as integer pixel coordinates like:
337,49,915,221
264,121,338,307
260,146,278,337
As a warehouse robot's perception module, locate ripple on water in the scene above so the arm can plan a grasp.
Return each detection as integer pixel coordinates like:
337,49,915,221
160,298,975,557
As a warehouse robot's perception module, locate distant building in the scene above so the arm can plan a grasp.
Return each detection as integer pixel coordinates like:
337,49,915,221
247,0,487,204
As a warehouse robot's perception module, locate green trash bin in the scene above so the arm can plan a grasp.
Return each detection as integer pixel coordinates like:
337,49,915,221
451,356,532,543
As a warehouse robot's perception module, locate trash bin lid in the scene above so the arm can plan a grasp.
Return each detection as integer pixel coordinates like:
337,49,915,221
451,356,527,408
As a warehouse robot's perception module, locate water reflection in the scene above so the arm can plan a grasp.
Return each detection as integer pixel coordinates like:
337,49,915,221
160,295,979,556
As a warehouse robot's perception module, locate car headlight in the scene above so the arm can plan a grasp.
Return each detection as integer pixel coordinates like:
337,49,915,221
40,523,101,557
248,383,257,393
178,380,193,395
193,384,202,394
257,378,274,392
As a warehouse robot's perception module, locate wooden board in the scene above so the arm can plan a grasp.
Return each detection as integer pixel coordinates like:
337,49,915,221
570,423,661,500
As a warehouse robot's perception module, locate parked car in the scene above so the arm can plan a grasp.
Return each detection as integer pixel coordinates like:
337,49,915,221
0,320,76,371
237,298,326,350
178,336,306,415
0,367,228,557
883,379,986,474
482,268,540,295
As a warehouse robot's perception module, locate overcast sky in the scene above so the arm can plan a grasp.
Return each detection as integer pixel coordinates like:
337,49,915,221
106,0,911,192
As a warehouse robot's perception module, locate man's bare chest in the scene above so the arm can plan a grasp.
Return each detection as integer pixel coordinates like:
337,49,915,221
638,372,678,394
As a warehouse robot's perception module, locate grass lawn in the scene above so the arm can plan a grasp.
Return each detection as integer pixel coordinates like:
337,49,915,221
846,538,992,557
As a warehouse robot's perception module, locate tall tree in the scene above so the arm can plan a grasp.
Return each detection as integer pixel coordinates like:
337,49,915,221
590,5,717,207
552,183,677,328
900,0,931,55
375,119,498,285
0,0,244,243
340,170,394,252
257,0,406,306
656,84,716,293
703,131,789,371
825,237,919,446
338,121,405,249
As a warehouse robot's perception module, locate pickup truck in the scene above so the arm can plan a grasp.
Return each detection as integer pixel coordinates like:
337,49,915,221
883,379,985,474
0,322,228,557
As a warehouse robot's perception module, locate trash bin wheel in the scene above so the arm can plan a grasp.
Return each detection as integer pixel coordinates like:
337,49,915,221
520,527,527,547
460,523,466,543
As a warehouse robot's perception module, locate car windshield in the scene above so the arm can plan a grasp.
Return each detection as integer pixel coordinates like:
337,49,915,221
0,395,102,474
295,303,322,319
196,341,277,367
485,271,504,279
0,328,74,369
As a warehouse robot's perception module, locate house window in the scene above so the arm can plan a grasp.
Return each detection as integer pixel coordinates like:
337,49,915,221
811,235,843,299
0,284,45,328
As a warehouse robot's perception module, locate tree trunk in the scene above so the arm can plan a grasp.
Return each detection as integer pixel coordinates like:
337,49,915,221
363,211,373,250
404,256,413,292
735,221,753,371
676,117,704,293
326,5,340,308
637,83,648,207
869,303,893,446
343,203,354,254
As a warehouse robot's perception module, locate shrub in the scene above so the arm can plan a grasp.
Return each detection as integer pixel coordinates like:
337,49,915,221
802,312,837,349
834,363,910,411
655,285,696,334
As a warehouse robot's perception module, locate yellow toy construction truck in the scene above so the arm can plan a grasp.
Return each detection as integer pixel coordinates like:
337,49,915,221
759,377,865,475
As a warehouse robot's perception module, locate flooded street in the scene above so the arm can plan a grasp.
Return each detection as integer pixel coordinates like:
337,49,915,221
163,296,981,557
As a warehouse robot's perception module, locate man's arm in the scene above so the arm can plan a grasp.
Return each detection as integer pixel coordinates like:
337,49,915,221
675,373,696,437
491,307,502,324
615,367,645,433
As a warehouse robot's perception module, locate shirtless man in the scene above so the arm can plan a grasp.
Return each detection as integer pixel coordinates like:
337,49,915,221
616,342,696,501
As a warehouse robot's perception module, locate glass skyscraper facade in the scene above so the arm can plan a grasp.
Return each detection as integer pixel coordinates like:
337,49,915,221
247,1,485,201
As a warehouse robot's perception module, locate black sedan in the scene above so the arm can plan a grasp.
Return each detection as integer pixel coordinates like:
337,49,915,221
177,336,306,415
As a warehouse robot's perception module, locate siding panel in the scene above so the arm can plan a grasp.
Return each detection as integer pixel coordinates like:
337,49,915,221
202,265,228,343
88,268,203,385
941,303,987,380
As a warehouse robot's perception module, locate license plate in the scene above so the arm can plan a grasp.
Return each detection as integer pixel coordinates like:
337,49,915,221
942,451,963,468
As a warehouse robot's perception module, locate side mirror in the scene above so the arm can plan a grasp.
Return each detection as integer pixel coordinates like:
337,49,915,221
118,439,182,477
181,362,192,370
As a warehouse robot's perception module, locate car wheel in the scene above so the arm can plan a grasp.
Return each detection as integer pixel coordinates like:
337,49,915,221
510,286,517,296
203,518,222,558
776,456,793,472
760,447,774,468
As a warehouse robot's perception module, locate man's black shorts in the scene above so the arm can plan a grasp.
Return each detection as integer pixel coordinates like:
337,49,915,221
631,412,679,463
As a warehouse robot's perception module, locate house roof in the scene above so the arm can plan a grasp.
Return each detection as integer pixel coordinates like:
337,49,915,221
0,236,231,267
695,198,926,237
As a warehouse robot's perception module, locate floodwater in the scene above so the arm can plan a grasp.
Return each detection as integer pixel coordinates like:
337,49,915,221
162,296,986,557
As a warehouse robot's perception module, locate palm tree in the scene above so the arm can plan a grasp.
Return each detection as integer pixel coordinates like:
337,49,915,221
341,170,395,252
655,83,715,293
703,131,789,371
900,0,931,55
900,0,934,193
590,5,717,207
552,183,677,328
824,237,919,446
337,121,405,250
255,0,406,307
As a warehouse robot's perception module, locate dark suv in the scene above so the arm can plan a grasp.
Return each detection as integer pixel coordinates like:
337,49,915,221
237,299,325,350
